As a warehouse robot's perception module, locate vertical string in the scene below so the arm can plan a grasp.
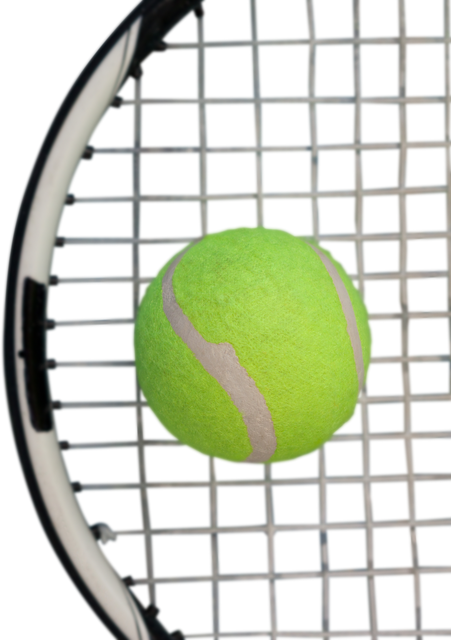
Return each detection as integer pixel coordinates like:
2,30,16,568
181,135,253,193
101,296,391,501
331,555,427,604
307,0,320,243
197,9,208,237
264,464,277,640
444,0,451,396
250,0,264,227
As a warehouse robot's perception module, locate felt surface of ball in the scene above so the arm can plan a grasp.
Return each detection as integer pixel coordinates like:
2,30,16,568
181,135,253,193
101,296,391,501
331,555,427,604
135,228,371,463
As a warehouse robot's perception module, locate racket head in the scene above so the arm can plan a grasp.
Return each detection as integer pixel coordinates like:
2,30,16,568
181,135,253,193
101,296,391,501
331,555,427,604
1,0,450,636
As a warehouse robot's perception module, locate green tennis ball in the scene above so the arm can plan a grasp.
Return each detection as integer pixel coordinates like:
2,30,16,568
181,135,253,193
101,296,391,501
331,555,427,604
135,227,371,463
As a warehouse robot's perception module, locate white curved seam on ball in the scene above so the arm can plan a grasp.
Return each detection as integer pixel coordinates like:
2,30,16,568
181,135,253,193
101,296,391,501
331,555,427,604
306,243,365,392
161,245,277,463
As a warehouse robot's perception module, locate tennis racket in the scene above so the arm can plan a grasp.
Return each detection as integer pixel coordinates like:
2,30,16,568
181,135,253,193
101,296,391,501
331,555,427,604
2,3,450,638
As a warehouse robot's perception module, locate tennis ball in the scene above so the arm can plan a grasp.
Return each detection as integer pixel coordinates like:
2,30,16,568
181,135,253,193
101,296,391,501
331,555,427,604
135,227,371,463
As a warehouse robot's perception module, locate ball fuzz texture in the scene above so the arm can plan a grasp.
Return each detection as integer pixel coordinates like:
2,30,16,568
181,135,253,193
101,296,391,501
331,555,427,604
135,228,371,463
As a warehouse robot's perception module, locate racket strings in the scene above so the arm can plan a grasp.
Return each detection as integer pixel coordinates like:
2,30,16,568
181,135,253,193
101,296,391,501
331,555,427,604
47,1,449,638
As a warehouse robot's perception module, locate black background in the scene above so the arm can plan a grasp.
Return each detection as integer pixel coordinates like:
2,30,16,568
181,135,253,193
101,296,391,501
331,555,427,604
0,0,139,640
